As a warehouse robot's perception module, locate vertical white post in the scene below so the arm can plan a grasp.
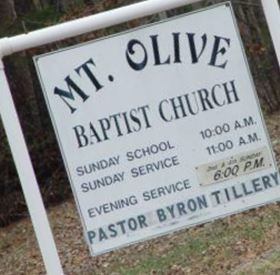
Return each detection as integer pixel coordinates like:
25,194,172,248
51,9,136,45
0,59,64,275
261,0,280,68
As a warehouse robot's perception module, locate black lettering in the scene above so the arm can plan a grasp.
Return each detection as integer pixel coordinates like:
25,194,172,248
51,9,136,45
186,32,207,64
108,224,118,237
89,123,102,144
177,202,187,216
138,215,148,228
73,125,88,148
173,32,181,63
211,84,226,106
98,118,111,141
223,80,239,104
157,209,167,222
150,35,171,65
54,76,89,113
75,58,103,91
87,230,96,244
197,89,214,111
209,36,231,68
126,39,148,71
159,99,173,122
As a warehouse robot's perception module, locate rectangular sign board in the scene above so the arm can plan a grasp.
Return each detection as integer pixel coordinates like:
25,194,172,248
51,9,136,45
34,3,279,255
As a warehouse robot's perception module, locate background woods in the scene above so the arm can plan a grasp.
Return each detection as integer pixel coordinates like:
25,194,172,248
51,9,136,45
0,0,279,225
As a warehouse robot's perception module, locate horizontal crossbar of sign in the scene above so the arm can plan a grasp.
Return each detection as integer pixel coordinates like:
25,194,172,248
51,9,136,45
0,0,202,57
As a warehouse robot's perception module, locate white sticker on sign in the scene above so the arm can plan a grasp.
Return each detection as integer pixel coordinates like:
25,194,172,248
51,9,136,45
196,146,273,186
34,3,279,255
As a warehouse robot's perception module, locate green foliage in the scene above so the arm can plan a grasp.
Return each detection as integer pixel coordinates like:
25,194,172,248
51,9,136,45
94,205,280,274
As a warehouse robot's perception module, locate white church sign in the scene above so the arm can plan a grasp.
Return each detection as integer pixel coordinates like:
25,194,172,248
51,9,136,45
34,3,279,255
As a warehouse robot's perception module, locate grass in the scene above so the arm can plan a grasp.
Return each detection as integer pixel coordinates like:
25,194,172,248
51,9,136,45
0,198,279,274
236,248,280,275
95,203,280,274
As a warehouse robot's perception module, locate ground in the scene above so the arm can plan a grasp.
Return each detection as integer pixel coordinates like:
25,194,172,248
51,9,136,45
0,110,280,275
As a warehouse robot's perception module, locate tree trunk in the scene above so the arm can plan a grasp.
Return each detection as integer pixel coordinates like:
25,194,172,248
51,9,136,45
0,0,17,27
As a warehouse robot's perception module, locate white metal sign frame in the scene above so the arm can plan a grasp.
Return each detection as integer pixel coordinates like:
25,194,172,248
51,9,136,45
0,0,279,274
